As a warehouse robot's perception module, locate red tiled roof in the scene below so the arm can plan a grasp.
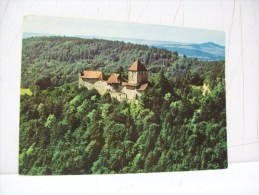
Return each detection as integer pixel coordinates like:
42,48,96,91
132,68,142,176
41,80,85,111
128,59,147,71
137,83,148,91
81,71,103,79
107,73,121,83
122,82,138,87
122,82,148,90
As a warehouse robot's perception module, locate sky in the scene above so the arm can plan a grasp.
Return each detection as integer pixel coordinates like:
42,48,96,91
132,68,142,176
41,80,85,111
23,15,225,46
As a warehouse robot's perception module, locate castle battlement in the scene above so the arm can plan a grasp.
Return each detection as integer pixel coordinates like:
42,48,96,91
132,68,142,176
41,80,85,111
79,59,149,101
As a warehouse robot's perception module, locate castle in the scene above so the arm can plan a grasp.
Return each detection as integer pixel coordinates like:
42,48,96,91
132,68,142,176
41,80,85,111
78,59,149,101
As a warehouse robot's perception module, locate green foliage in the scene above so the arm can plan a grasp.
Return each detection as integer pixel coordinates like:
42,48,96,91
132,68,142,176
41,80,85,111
19,36,227,175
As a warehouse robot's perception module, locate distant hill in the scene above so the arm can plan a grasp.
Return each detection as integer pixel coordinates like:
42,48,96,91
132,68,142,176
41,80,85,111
154,42,225,61
21,36,224,90
76,36,225,61
23,32,225,61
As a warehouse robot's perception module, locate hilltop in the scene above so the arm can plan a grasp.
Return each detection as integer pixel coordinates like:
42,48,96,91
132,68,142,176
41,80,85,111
23,32,225,61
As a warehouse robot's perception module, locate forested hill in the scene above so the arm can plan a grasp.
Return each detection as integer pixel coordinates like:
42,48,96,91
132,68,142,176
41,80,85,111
21,36,223,89
19,36,227,175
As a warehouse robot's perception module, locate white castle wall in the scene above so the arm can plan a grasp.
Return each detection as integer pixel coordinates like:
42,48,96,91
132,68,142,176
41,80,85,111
79,76,111,95
128,71,148,84
79,74,144,101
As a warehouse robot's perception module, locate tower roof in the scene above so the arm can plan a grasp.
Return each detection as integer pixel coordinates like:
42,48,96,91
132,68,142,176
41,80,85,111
128,59,147,71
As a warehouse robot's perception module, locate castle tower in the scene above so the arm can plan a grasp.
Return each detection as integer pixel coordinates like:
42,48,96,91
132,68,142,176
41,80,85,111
128,59,148,84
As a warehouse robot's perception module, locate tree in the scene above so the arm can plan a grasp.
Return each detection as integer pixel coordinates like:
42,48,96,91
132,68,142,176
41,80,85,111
35,76,51,90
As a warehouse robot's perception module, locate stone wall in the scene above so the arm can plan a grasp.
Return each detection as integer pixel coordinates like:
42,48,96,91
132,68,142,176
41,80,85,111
128,71,137,83
121,87,136,100
79,75,111,95
128,71,148,84
138,71,148,83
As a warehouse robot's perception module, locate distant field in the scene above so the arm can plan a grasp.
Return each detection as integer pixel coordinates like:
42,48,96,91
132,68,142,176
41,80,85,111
21,88,32,96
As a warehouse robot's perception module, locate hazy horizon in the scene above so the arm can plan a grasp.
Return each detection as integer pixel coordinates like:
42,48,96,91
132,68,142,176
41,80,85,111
23,32,225,47
23,16,225,46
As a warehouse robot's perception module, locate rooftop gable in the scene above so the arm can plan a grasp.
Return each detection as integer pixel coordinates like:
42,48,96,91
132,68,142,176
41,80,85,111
137,83,148,91
107,73,121,83
128,59,147,71
81,70,103,79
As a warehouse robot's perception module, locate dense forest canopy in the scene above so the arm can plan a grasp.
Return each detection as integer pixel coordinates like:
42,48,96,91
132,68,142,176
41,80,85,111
19,36,227,175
